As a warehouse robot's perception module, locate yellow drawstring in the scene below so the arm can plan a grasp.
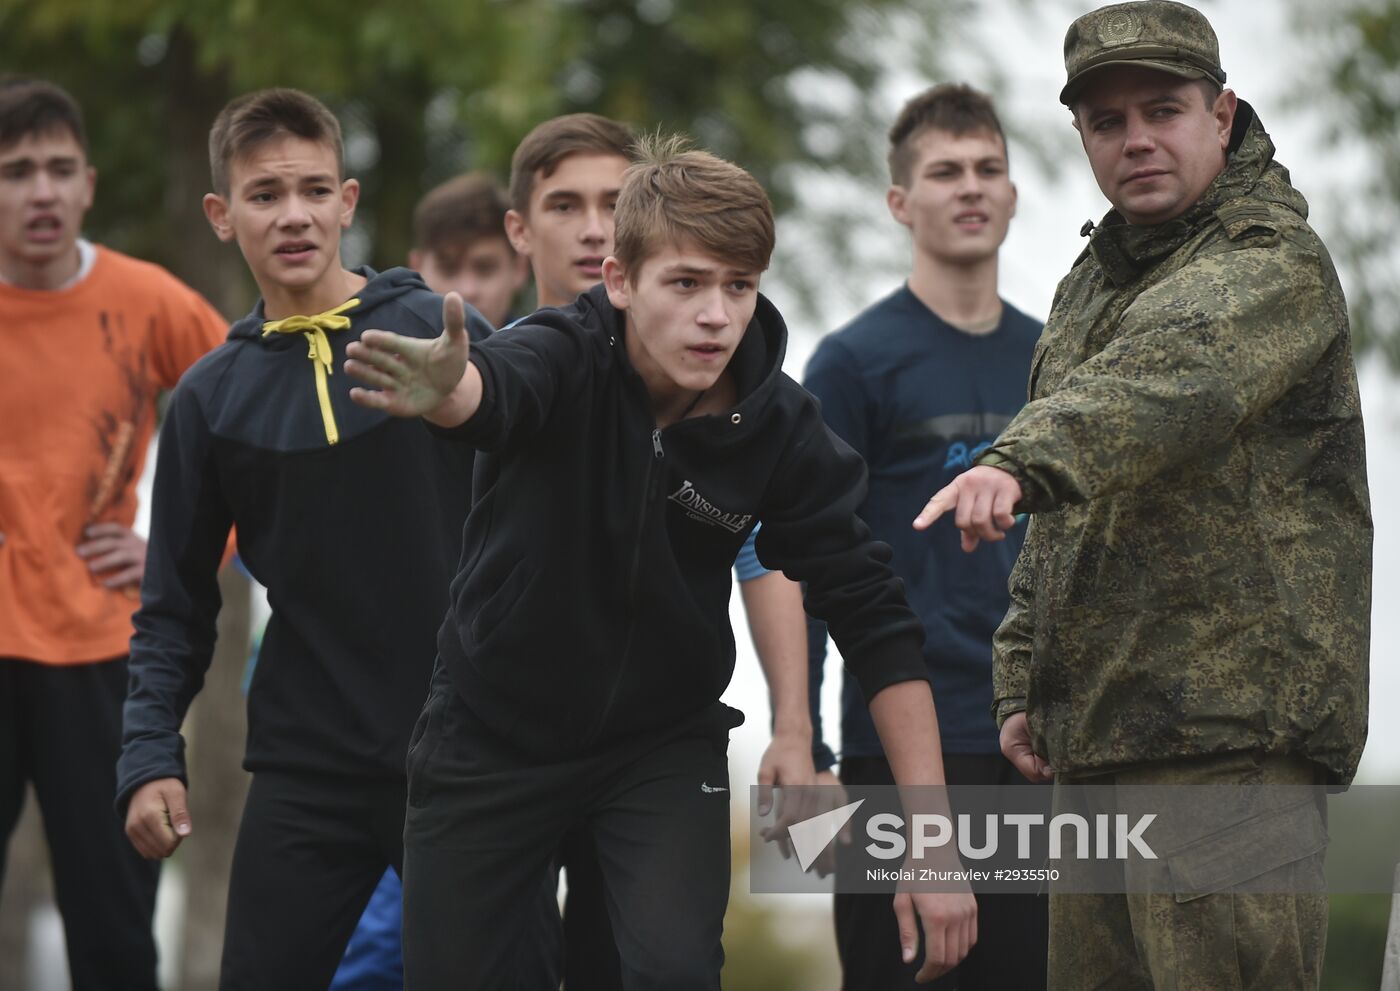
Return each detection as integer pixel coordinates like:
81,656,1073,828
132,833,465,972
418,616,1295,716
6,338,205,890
262,298,361,445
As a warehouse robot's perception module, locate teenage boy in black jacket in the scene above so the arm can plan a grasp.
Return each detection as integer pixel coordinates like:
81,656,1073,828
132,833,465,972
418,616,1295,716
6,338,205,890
116,88,492,990
347,136,976,989
503,112,816,991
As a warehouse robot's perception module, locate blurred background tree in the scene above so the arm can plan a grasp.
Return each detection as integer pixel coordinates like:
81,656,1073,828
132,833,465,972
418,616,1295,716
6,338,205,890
0,0,982,319
1293,0,1400,370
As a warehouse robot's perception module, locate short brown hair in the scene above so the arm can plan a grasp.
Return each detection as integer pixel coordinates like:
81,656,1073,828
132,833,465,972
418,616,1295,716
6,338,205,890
508,113,635,214
209,88,343,196
413,172,512,265
0,76,87,154
888,83,1008,186
613,134,775,280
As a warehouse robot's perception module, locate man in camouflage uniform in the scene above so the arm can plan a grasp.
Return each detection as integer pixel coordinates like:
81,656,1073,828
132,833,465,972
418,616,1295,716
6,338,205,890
916,1,1372,987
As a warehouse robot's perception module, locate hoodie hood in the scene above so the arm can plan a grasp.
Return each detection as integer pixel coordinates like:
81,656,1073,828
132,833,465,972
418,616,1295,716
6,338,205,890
227,265,431,341
728,292,789,414
181,263,487,454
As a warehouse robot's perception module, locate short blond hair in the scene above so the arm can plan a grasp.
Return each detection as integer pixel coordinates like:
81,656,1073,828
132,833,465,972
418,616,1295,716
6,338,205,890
613,134,775,280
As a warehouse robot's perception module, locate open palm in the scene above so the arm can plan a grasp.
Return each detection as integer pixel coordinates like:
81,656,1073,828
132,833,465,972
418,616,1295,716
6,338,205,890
346,292,470,418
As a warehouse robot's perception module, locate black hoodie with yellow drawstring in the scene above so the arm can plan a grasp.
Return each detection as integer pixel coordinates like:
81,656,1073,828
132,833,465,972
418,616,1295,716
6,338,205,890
116,266,491,812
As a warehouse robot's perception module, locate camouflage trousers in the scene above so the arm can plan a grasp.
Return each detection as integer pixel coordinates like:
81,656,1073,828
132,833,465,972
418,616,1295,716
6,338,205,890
1047,752,1328,991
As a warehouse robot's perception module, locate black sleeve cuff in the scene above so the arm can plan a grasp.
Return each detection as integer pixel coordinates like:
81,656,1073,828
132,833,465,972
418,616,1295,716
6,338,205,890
424,352,500,448
846,631,930,711
114,740,188,818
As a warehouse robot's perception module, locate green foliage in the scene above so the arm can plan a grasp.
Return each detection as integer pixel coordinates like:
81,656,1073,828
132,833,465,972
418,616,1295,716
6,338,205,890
0,0,966,314
1321,894,1391,990
1295,0,1400,369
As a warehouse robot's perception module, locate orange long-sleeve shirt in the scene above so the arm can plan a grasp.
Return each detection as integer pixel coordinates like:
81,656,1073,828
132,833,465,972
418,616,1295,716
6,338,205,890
0,245,226,664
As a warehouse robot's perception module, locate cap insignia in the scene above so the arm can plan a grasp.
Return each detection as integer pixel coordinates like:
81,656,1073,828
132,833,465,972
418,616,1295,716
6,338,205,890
1098,10,1142,45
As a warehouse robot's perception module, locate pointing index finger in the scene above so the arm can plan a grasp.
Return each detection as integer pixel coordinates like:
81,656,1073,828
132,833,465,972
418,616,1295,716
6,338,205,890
913,485,955,531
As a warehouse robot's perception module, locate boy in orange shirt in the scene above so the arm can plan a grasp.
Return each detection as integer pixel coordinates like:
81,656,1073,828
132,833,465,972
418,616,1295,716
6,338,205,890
0,76,226,989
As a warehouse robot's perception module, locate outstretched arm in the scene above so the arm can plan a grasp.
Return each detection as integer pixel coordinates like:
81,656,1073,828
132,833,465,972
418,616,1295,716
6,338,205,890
935,237,1345,524
346,292,483,428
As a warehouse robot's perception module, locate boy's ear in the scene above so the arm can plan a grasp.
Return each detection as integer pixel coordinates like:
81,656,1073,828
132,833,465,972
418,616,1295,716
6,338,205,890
339,178,360,229
602,256,630,310
202,193,235,243
504,209,531,257
408,248,424,271
886,184,912,229
81,164,97,214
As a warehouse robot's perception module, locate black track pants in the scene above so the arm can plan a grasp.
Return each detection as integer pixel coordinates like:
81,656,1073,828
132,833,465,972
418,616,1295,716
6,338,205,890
402,670,741,991
218,771,408,991
0,656,159,991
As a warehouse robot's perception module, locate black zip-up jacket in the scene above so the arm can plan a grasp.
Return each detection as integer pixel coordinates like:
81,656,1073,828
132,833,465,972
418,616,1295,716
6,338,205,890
117,267,490,811
437,284,928,757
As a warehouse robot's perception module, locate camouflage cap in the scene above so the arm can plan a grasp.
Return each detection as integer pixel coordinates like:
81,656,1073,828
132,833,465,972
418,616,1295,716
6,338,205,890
1060,0,1226,106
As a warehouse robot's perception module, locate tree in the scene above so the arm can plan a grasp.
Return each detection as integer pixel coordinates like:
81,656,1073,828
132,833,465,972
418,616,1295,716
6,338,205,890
1294,0,1400,370
0,0,974,315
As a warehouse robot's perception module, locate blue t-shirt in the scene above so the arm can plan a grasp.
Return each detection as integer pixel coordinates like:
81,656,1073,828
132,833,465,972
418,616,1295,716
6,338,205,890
734,526,767,582
804,287,1041,762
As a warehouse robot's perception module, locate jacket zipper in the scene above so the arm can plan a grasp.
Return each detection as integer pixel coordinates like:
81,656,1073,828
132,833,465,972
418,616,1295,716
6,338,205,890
589,427,666,743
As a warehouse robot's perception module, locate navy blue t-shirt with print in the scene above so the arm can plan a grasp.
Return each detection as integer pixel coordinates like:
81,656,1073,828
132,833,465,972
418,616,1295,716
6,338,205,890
804,285,1041,764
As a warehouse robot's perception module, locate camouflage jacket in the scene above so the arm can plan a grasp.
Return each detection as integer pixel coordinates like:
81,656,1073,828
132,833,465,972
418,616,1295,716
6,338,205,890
981,105,1371,783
